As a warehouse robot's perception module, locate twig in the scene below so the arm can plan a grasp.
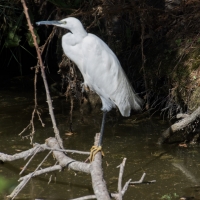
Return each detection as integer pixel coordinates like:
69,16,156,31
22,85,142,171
130,173,146,184
117,158,127,200
18,123,31,136
8,165,62,199
121,179,132,195
11,150,53,199
20,0,64,149
40,27,56,54
140,5,149,110
130,173,156,184
111,179,132,199
42,146,90,155
19,145,41,175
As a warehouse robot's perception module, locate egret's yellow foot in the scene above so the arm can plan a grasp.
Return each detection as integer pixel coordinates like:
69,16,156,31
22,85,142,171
89,145,104,162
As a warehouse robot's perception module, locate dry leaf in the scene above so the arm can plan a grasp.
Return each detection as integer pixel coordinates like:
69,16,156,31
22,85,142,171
65,132,73,136
179,143,187,148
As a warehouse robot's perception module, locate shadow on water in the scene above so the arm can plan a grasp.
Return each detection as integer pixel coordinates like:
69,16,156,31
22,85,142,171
0,89,200,200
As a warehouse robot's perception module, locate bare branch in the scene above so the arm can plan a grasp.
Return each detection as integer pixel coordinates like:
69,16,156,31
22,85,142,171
18,123,31,136
0,144,46,162
121,179,132,195
90,134,111,200
111,179,132,199
0,142,90,164
130,173,146,184
45,137,91,173
11,150,53,199
158,106,200,144
8,165,62,199
130,173,156,185
43,146,90,155
117,158,127,200
20,0,64,149
3,136,154,200
19,145,42,175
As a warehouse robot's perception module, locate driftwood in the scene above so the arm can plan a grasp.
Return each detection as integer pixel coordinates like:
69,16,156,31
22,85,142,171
0,135,152,200
158,106,200,144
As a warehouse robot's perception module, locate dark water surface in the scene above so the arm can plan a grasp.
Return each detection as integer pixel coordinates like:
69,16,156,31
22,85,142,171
0,89,200,200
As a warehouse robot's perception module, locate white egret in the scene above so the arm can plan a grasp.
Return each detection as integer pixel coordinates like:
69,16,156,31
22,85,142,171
36,17,142,157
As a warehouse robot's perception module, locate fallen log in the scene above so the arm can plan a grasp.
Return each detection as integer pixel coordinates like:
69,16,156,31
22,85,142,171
158,106,200,144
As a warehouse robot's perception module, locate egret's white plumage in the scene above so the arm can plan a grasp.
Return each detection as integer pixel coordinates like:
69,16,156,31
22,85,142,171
37,17,142,116
36,17,142,146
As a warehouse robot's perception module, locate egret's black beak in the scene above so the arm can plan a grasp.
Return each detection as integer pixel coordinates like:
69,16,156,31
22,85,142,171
36,21,62,26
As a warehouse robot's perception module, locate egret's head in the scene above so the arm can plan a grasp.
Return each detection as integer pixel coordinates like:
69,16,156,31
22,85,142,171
36,17,84,33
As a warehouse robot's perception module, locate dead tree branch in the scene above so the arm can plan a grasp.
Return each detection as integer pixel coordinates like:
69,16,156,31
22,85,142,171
19,145,43,175
130,173,146,184
46,137,91,173
158,106,200,144
0,135,148,200
8,165,62,199
0,144,46,162
90,134,110,200
111,179,132,199
0,143,90,163
20,0,64,149
117,158,127,200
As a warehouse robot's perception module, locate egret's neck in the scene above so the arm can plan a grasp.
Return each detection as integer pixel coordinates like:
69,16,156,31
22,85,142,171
70,26,87,43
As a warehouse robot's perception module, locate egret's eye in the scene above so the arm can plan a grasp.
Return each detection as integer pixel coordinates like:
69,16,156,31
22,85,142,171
63,21,67,24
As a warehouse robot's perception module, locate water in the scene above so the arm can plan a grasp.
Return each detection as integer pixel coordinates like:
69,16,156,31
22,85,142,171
0,89,200,200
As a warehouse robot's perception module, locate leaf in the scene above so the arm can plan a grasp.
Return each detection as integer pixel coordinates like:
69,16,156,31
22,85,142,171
26,29,40,47
5,30,21,47
65,132,74,136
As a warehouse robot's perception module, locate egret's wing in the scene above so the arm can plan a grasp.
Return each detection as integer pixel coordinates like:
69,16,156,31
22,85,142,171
82,34,142,116
82,34,118,91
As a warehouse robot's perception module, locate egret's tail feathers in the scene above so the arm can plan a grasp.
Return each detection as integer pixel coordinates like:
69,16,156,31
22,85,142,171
131,93,143,111
118,93,143,117
115,78,143,117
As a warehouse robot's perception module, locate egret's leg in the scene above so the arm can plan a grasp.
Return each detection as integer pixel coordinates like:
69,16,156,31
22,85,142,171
89,111,107,162
98,111,107,146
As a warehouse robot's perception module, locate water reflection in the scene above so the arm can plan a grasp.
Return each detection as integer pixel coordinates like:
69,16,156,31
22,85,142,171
0,90,200,200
